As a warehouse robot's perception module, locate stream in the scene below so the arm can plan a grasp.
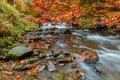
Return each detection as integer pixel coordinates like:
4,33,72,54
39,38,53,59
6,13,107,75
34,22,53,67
1,22,120,80
37,22,120,80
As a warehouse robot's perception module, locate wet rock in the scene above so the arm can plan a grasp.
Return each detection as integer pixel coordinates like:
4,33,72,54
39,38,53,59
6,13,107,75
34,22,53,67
64,55,76,61
50,49,63,57
55,28,72,34
38,53,46,59
6,46,33,60
62,53,71,56
47,61,56,72
39,64,47,72
96,24,107,30
71,62,77,68
79,50,99,64
93,66,103,73
57,58,73,63
64,30,72,34
83,52,99,64
57,54,65,59
46,53,53,57
19,64,34,71
72,70,85,80
58,63,65,67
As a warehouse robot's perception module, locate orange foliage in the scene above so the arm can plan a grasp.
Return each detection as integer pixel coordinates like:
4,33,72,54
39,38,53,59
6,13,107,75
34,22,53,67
28,0,82,25
108,0,120,9
99,12,120,28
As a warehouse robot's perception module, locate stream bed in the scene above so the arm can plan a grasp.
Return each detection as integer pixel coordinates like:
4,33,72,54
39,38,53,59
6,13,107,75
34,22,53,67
0,23,120,80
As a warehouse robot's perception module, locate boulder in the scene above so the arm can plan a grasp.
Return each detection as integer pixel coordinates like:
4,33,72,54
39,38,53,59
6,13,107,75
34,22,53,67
6,46,33,60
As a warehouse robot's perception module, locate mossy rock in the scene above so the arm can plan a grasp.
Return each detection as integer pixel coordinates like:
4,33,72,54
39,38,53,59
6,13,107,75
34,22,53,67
6,46,33,60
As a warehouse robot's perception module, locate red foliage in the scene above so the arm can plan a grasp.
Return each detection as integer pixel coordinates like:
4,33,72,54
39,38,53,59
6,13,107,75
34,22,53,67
28,0,82,25
99,13,120,28
108,0,120,9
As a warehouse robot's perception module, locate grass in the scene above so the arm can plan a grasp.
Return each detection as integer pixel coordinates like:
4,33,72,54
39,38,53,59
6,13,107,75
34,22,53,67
0,2,38,48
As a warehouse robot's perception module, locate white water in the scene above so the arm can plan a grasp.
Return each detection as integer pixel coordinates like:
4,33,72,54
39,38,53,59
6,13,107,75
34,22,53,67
39,23,120,80
40,22,68,29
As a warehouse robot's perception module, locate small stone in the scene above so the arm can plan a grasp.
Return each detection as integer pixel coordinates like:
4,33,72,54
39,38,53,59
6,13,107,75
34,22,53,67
64,55,76,61
63,53,71,56
57,58,72,63
57,54,64,58
58,63,65,67
39,53,46,59
47,61,56,72
39,64,47,72
71,62,77,68
64,30,72,34
72,70,85,80
93,66,102,73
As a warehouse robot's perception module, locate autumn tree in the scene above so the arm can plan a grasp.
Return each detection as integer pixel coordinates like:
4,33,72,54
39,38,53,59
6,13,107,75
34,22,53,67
27,0,82,25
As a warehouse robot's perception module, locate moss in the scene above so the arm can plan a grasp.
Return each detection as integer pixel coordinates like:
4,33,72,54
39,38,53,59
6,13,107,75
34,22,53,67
0,37,13,47
5,52,19,60
0,2,38,48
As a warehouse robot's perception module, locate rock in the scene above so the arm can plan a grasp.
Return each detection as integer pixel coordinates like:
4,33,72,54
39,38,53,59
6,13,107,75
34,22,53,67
64,55,76,61
19,64,34,71
83,52,99,64
38,53,46,59
62,53,71,56
79,50,99,64
47,61,56,72
96,24,107,30
71,62,77,68
58,63,65,67
64,30,72,34
57,54,65,59
72,70,85,80
39,64,47,72
54,28,72,34
57,58,73,63
93,66,103,73
6,46,33,60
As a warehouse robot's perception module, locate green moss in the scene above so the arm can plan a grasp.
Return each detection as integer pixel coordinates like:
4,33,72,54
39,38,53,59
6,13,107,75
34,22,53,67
5,52,19,60
0,37,13,47
0,2,38,48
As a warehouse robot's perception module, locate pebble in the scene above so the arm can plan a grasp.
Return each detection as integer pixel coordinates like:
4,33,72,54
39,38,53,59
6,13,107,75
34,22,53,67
47,61,56,72
58,63,65,67
39,64,47,72
72,70,85,80
57,58,73,63
71,62,77,68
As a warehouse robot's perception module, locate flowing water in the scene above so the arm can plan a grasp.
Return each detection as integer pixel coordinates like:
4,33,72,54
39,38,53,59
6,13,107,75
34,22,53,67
39,23,120,80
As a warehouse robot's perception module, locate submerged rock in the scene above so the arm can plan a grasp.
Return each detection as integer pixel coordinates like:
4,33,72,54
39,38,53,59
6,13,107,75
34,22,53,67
79,50,99,64
6,46,33,60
